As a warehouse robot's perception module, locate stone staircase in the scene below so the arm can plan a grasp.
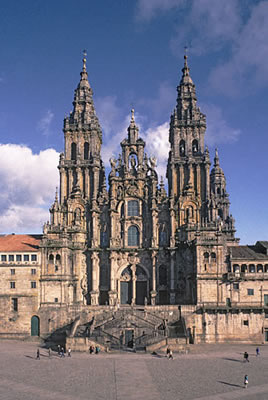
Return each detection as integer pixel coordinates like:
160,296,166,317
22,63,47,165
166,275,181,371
68,307,189,352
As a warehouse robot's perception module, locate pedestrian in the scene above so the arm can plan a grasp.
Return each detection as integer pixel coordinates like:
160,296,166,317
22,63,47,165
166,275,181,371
244,374,248,389
95,346,100,354
48,348,51,358
36,348,40,360
244,351,249,362
168,350,173,360
166,347,170,358
256,347,260,356
57,344,61,355
89,345,94,354
68,348,71,357
61,347,65,357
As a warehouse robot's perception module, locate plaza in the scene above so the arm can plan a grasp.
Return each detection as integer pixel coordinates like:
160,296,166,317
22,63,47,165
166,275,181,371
1,341,268,399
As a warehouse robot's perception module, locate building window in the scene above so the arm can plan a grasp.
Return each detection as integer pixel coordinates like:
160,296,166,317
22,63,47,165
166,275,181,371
24,254,29,262
31,269,36,275
10,282,15,289
128,225,139,246
54,298,58,303
211,252,216,262
265,264,268,273
179,139,185,156
71,142,77,161
241,264,247,273
249,264,255,273
31,254,37,262
84,142,89,160
16,255,22,262
159,231,167,246
55,265,58,272
248,289,254,296
31,281,37,289
10,269,15,275
233,283,239,290
12,298,18,312
257,264,264,273
233,264,239,273
1,255,6,262
192,139,198,154
243,320,249,326
9,255,14,262
128,200,139,216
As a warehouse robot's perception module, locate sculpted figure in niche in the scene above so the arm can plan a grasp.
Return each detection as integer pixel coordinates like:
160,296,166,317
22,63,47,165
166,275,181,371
130,155,136,169
74,207,81,225
80,273,88,297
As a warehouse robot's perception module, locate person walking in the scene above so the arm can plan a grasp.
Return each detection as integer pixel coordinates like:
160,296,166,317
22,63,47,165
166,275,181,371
166,347,170,358
36,348,40,360
48,348,51,358
168,350,173,360
61,347,65,357
68,348,71,357
57,345,61,356
244,374,248,389
256,347,260,356
244,351,249,362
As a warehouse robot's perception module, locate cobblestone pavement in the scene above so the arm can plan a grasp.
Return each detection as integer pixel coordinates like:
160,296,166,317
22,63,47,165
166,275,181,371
1,341,268,399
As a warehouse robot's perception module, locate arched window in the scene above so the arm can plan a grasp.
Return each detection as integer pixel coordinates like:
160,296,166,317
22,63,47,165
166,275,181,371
249,264,255,273
192,139,198,154
241,264,247,273
49,254,54,262
128,200,139,216
159,265,168,286
71,143,77,161
257,264,263,273
84,142,89,160
100,231,108,247
211,252,216,262
120,203,125,218
56,254,61,262
128,226,139,246
179,140,185,156
233,264,240,273
204,252,209,260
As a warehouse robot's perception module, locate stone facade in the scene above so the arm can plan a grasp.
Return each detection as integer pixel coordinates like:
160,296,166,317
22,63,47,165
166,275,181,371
0,54,268,345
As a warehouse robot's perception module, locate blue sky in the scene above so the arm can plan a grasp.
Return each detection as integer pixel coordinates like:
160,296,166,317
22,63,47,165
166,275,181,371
0,0,267,244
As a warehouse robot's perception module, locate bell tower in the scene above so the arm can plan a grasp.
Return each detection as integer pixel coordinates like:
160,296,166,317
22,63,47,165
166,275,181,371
167,54,210,244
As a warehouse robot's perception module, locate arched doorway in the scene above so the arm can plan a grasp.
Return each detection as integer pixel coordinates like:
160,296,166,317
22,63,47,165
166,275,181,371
31,315,40,336
119,265,149,305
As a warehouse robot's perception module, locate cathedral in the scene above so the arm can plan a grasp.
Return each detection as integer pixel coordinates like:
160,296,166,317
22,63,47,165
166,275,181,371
0,54,268,348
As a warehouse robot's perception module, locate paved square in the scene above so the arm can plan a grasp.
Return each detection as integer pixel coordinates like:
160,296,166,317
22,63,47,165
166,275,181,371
1,341,268,399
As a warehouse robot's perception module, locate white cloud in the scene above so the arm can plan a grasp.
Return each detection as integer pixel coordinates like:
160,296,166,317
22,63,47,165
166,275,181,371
202,104,241,146
136,0,184,21
37,110,54,136
0,144,59,233
171,0,241,56
209,1,268,94
144,122,169,179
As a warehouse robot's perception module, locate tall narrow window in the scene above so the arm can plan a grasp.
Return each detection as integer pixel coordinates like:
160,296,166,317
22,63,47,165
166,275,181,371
84,142,89,160
128,200,139,216
12,298,18,312
128,226,139,246
71,142,77,161
179,140,185,156
192,139,198,154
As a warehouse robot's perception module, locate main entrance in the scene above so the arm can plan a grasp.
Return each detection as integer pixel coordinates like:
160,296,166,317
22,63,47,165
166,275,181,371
119,265,149,305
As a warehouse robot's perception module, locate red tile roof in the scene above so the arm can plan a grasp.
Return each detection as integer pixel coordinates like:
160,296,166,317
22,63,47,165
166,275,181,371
0,234,42,252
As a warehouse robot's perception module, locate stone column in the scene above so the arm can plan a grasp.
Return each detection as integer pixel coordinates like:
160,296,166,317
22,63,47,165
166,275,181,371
108,252,117,305
131,264,137,305
59,167,67,204
90,251,100,305
77,167,82,191
196,164,201,197
170,250,176,304
150,251,157,305
68,169,73,196
85,168,90,199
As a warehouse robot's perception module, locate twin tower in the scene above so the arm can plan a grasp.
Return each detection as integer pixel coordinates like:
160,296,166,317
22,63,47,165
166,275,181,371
40,54,236,313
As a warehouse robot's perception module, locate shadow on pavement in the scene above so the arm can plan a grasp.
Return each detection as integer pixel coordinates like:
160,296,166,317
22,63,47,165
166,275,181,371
218,381,244,388
222,357,243,363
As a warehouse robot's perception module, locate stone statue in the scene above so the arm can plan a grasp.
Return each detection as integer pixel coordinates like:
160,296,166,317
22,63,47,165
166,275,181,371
149,156,157,169
80,274,88,296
